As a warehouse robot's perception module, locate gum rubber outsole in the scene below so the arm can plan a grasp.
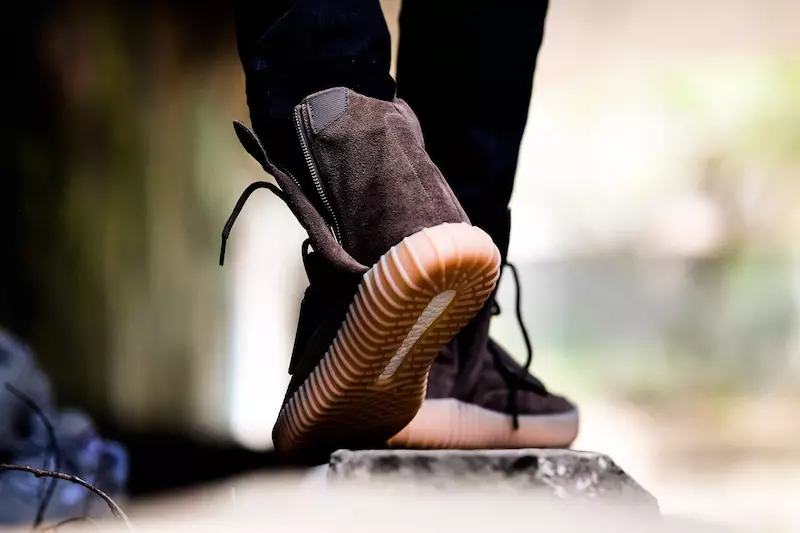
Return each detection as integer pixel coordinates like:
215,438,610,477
273,222,501,459
387,398,580,449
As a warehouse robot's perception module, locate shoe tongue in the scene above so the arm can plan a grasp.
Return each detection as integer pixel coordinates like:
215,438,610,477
232,121,369,276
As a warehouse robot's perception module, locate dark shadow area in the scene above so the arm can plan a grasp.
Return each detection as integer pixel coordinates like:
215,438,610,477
94,421,284,497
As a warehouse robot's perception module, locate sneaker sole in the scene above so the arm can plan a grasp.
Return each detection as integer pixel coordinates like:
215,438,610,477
387,398,580,449
273,222,501,459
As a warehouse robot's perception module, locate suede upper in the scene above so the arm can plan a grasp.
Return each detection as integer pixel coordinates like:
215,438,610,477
299,88,469,267
430,333,575,417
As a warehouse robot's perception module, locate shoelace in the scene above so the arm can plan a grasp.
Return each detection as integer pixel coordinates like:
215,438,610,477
493,262,539,430
218,181,287,266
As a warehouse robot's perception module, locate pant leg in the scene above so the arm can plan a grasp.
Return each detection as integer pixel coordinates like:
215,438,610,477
231,0,396,177
396,0,549,261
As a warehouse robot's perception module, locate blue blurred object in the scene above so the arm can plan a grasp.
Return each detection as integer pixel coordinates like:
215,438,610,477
0,331,52,452
0,329,129,526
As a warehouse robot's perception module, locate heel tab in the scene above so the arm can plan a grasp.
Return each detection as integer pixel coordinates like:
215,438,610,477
304,87,349,134
233,120,271,172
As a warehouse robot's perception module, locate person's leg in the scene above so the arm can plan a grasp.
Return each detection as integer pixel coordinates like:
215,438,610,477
396,0,549,261
231,0,396,178
391,1,579,449
396,0,549,378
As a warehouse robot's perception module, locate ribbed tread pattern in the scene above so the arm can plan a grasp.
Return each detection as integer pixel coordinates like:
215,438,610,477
274,223,500,458
387,398,580,449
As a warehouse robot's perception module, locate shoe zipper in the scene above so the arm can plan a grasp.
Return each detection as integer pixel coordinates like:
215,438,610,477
282,165,304,194
294,104,342,243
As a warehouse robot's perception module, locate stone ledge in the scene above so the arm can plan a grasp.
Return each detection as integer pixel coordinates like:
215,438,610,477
329,449,658,509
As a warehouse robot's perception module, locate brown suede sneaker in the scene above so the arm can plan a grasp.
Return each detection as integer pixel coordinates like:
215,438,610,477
389,264,579,449
223,88,501,461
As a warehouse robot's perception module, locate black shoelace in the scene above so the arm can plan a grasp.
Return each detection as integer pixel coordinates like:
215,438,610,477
218,181,287,266
492,262,540,430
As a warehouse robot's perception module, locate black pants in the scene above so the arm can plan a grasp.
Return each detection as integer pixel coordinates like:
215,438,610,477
232,0,549,260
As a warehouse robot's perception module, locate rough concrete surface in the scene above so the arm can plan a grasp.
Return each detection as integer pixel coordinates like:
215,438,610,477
329,448,658,509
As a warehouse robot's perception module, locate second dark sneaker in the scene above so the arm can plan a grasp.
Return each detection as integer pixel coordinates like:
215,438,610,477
224,88,501,461
389,264,579,449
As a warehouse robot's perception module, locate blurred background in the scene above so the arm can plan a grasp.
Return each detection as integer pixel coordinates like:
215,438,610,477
1,0,798,530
